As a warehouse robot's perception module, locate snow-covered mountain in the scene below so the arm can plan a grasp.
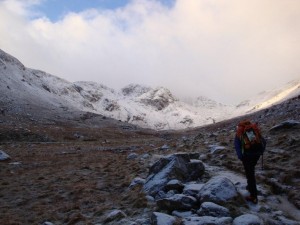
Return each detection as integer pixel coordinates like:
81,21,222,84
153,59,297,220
0,49,299,130
236,80,300,113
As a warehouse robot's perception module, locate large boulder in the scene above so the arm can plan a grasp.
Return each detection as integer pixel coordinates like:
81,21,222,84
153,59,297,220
144,153,205,196
197,176,240,204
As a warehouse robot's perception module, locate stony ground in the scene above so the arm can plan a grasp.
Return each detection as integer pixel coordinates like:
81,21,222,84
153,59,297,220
0,96,299,224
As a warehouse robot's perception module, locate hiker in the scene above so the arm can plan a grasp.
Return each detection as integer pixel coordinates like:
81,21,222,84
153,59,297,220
234,120,266,204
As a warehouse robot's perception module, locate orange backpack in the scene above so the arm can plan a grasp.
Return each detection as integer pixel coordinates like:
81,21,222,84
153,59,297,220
237,120,264,152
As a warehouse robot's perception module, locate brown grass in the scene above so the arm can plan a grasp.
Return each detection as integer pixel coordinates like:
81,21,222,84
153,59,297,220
0,137,158,224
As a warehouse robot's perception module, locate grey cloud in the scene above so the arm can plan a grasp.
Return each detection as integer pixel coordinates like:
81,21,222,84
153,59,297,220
0,0,299,104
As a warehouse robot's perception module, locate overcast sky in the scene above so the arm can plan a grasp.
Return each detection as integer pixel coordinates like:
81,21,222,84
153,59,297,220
0,0,299,104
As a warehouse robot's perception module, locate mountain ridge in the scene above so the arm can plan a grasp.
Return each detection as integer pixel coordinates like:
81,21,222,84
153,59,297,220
0,49,299,130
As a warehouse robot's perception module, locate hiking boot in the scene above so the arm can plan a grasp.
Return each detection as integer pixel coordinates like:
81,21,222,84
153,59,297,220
245,195,258,204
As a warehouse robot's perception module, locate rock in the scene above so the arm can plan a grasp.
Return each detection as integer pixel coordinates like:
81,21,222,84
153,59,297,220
156,194,198,211
151,212,177,225
182,216,232,225
160,144,170,150
121,84,151,97
165,179,184,192
209,144,226,154
187,160,205,180
0,150,10,161
155,190,167,200
199,154,208,161
198,176,240,204
232,214,263,225
188,152,200,159
140,87,176,111
141,153,151,159
41,222,54,225
129,177,145,189
144,153,205,196
146,195,155,202
134,217,152,225
104,210,127,223
197,202,230,218
127,153,138,160
155,189,181,201
166,190,178,198
148,156,174,175
183,183,205,198
172,210,194,218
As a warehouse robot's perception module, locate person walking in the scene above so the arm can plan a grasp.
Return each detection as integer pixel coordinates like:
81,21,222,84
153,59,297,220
234,120,266,204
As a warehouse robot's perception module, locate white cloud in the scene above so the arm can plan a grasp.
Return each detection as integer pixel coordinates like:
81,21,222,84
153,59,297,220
0,0,299,104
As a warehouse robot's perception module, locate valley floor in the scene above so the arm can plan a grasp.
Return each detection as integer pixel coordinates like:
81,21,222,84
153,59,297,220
0,96,299,224
0,121,299,225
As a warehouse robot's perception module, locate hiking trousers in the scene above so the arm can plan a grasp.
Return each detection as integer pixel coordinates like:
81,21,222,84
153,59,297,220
242,155,260,198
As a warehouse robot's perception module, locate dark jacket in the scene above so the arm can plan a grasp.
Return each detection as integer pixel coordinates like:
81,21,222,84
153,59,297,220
234,136,243,160
234,136,266,160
